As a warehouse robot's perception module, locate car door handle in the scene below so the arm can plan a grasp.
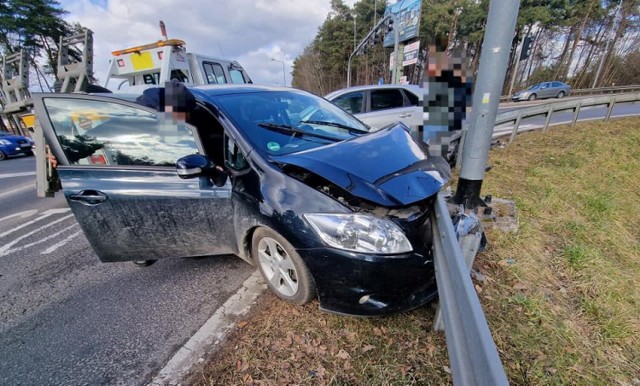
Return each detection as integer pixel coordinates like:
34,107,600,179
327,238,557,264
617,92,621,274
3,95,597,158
69,190,108,206
399,113,412,118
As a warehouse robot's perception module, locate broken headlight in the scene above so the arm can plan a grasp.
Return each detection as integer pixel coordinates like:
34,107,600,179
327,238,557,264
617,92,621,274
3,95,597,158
304,213,412,255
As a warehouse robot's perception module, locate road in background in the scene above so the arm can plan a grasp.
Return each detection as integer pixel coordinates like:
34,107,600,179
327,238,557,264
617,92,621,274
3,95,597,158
0,156,255,385
493,101,640,138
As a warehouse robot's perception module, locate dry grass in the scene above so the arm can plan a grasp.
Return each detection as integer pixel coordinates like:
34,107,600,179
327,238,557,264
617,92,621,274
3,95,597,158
187,118,640,386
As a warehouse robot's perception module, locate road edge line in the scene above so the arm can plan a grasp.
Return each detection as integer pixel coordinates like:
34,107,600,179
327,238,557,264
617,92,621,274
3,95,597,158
148,270,266,386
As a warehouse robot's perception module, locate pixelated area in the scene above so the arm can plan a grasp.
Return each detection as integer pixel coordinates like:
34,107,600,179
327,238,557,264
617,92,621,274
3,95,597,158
422,40,473,158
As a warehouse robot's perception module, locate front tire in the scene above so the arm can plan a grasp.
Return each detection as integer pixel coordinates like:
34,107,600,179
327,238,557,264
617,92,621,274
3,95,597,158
528,93,537,101
252,228,315,305
0,150,6,161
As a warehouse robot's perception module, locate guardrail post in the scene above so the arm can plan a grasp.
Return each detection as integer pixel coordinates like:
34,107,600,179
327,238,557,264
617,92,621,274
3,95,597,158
508,111,523,144
605,97,616,121
571,101,582,128
542,104,555,132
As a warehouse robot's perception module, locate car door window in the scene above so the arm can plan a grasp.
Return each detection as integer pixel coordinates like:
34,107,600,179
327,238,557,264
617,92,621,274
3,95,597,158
229,68,247,84
43,98,199,166
552,82,562,88
370,89,405,111
404,90,420,106
332,92,364,114
203,62,227,84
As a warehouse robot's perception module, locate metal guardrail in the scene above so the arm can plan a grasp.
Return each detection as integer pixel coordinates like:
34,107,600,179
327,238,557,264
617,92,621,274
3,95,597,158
499,84,640,102
493,92,640,142
431,194,509,386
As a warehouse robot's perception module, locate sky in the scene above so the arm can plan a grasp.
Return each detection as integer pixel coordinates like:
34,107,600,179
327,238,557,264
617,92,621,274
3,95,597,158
58,0,360,89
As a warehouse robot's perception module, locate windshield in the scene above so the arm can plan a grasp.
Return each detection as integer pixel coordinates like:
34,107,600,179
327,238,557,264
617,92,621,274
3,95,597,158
527,84,541,90
212,90,369,156
0,131,11,137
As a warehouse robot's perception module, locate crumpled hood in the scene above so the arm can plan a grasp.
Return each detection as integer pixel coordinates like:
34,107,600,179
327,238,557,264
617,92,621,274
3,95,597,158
272,124,450,207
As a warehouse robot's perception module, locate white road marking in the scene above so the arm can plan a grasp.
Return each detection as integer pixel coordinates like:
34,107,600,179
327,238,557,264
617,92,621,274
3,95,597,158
41,230,82,255
0,208,71,239
0,171,36,179
0,182,33,200
0,214,74,257
16,223,78,252
0,209,38,223
149,271,266,386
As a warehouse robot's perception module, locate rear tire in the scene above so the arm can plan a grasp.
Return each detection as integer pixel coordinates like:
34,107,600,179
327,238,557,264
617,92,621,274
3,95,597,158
557,91,565,99
528,93,537,101
252,227,315,305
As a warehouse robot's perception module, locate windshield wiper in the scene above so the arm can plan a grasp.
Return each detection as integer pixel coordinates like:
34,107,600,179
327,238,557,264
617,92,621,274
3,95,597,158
299,120,366,133
257,122,340,142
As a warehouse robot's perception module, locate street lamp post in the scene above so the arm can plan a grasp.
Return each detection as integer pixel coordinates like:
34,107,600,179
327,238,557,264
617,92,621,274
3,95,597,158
271,58,286,87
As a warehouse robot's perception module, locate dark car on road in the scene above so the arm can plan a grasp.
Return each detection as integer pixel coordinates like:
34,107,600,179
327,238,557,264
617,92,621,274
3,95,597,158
511,81,571,101
0,130,34,160
33,85,449,316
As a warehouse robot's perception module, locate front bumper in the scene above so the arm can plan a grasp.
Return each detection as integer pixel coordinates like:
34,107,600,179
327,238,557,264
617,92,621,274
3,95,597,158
300,247,437,316
511,94,528,101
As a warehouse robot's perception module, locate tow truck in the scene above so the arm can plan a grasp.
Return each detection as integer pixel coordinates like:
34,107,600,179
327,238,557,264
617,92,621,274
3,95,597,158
104,21,252,93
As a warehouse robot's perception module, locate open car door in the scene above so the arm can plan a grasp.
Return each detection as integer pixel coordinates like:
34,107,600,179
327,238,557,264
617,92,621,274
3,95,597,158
32,93,235,262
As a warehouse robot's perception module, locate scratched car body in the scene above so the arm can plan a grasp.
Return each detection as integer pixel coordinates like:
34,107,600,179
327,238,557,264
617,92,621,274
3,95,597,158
33,85,449,316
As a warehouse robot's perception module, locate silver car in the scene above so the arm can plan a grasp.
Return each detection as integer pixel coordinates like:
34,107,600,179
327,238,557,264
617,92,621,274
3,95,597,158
325,84,424,130
511,81,571,102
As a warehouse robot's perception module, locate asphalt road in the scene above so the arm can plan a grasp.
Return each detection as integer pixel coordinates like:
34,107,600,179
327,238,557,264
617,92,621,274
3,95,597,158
494,100,640,138
0,155,255,385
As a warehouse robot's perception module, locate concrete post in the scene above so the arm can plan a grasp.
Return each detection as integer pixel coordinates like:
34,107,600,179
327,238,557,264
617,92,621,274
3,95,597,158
453,0,521,209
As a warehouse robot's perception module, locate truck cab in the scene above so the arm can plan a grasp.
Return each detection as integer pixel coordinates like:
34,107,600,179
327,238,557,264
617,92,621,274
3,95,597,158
105,39,252,92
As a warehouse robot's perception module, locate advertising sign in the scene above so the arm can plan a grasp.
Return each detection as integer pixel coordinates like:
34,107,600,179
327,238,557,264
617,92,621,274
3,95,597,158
383,0,422,48
402,41,420,66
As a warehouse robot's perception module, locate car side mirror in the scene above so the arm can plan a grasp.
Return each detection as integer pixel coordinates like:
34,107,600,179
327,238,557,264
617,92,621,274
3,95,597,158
176,154,215,179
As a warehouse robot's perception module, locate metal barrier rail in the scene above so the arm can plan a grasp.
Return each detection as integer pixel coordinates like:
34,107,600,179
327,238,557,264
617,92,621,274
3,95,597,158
499,84,640,102
493,92,640,142
431,194,509,386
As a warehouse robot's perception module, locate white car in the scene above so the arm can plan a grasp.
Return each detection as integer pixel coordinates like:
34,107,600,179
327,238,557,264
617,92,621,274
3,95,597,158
325,84,461,166
325,85,424,130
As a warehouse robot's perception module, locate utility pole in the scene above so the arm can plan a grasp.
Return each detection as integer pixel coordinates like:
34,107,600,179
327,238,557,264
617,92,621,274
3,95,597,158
453,0,521,209
353,16,357,51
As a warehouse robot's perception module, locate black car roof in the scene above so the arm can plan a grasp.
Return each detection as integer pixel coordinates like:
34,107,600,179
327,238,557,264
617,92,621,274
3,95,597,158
191,84,293,97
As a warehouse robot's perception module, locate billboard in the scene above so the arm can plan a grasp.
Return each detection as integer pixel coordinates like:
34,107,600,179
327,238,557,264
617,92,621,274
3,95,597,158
402,40,420,66
383,0,422,48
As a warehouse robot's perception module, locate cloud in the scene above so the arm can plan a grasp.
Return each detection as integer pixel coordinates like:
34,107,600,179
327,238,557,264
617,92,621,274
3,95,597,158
59,0,337,87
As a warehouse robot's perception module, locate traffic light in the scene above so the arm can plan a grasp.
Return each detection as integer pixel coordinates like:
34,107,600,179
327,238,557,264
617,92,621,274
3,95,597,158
520,36,534,60
386,18,394,33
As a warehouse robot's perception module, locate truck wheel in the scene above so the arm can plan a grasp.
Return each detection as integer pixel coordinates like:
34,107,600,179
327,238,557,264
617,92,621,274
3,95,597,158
252,227,315,305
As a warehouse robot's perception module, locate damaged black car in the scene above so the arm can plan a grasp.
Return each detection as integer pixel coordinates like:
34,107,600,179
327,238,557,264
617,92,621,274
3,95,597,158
34,85,449,316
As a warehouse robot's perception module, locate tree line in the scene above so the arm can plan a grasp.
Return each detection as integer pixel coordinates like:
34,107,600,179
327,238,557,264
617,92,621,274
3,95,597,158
292,0,640,96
